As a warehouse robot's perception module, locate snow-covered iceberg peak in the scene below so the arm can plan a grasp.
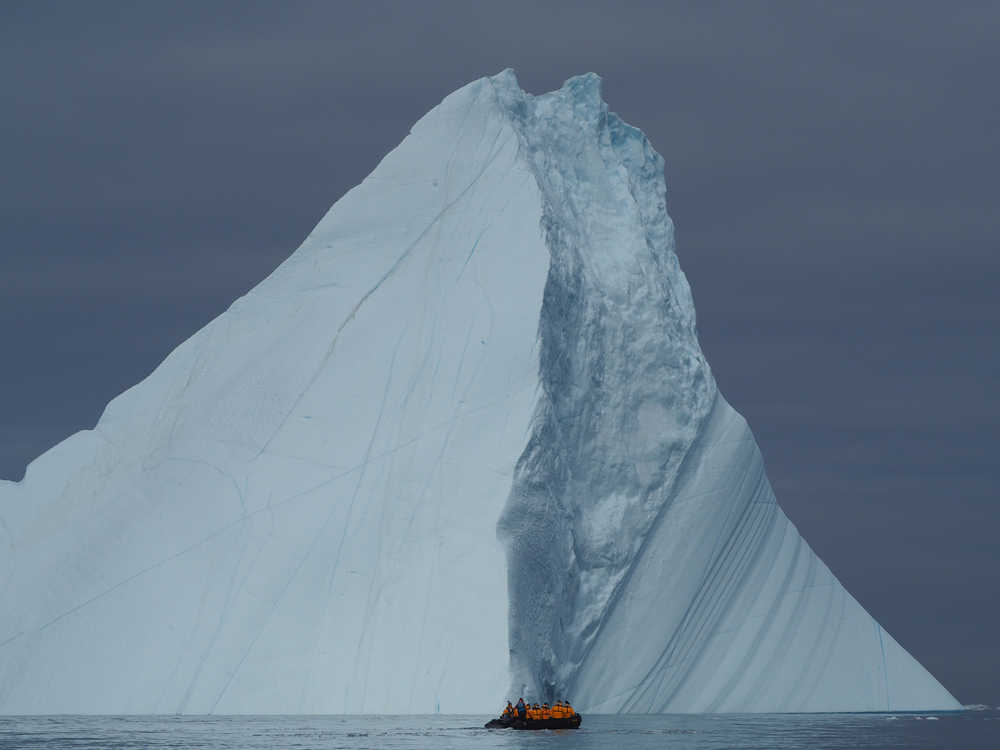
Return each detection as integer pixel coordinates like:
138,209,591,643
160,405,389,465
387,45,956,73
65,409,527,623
0,70,959,714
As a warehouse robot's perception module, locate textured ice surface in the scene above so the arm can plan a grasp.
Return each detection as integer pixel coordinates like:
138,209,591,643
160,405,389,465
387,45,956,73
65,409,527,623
0,71,959,713
490,72,956,712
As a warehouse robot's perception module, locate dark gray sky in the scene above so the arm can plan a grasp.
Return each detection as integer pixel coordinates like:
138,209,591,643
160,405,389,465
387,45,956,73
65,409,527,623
2,1,997,705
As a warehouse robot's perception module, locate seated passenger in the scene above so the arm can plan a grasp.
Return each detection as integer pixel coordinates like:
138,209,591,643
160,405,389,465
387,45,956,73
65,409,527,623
541,702,551,720
552,700,564,718
564,700,574,716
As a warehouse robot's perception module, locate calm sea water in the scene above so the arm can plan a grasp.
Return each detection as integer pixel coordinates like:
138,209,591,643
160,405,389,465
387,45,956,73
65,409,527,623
1,711,997,749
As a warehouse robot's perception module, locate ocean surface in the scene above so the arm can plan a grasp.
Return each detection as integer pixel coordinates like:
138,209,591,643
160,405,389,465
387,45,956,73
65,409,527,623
1,711,997,749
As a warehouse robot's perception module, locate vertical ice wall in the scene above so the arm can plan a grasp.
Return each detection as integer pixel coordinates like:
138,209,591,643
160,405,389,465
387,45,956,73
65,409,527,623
492,72,714,697
492,72,960,712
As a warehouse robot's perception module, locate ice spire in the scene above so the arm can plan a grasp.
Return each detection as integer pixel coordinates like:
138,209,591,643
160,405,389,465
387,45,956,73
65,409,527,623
0,71,959,713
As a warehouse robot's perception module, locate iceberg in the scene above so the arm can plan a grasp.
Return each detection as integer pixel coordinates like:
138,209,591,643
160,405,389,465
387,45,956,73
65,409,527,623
0,71,959,714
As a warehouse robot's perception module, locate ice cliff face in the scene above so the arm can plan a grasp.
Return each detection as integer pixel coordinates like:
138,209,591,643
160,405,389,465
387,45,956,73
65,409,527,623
491,73,957,712
493,74,713,700
0,71,959,713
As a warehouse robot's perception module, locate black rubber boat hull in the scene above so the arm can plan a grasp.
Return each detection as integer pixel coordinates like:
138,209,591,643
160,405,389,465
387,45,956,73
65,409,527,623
485,715,582,730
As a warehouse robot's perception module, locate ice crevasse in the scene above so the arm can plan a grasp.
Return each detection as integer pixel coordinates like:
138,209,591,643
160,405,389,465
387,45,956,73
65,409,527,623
0,70,959,713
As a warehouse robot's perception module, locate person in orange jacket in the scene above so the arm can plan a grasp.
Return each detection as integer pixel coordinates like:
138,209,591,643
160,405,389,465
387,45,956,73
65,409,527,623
552,700,564,718
541,702,551,720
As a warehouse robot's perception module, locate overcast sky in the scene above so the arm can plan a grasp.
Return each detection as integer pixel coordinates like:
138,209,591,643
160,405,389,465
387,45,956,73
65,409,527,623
2,1,997,704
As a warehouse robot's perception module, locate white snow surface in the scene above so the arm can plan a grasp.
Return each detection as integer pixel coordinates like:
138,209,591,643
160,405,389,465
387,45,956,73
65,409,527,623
0,71,959,713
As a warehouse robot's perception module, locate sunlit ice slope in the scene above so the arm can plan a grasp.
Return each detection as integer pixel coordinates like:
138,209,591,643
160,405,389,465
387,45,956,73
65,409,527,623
0,73,548,714
0,70,958,713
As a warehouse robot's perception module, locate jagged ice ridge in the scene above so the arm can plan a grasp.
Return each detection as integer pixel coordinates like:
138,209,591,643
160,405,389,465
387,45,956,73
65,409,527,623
0,71,959,713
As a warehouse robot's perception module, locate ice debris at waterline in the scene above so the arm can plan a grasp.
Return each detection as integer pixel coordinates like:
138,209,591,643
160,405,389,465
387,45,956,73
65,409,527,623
0,71,959,714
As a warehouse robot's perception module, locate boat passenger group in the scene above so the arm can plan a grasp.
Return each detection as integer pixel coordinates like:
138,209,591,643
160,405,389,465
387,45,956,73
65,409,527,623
501,697,576,720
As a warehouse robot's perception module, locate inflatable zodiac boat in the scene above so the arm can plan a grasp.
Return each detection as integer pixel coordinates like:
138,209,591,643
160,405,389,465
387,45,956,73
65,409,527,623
485,713,582,730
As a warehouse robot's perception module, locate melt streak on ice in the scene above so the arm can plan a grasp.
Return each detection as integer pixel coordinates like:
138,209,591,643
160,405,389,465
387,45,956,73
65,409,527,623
0,71,959,714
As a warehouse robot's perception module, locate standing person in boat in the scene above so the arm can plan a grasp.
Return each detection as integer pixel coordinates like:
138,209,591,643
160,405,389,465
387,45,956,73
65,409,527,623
516,697,526,719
